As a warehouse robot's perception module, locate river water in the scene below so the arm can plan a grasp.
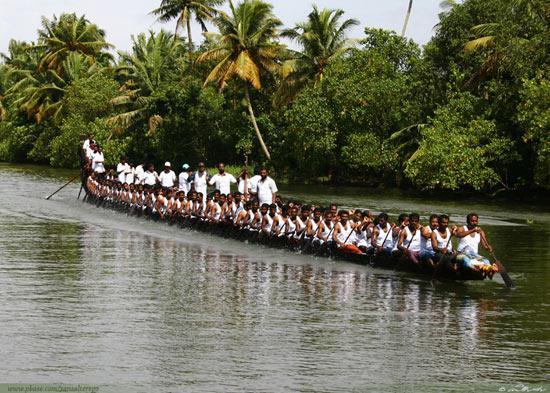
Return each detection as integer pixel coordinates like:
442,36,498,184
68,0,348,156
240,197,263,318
0,164,548,392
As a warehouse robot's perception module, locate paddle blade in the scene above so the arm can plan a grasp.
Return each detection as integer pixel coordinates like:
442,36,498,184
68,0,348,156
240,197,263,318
494,259,515,288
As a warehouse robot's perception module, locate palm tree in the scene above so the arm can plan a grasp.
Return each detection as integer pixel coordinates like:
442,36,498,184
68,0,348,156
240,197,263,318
462,0,547,85
36,13,112,73
151,0,224,73
277,6,358,106
401,0,413,37
197,0,282,160
8,52,101,124
108,30,184,136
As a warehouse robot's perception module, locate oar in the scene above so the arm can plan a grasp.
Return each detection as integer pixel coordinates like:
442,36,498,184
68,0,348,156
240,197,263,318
378,224,392,252
325,222,336,241
45,173,80,200
490,252,515,288
337,221,355,248
479,230,514,288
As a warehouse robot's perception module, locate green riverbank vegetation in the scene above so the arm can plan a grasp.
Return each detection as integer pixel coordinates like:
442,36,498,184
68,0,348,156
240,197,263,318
0,0,548,193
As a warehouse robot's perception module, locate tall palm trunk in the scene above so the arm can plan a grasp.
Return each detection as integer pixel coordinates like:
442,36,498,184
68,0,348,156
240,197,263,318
186,13,194,74
401,0,413,37
244,85,271,161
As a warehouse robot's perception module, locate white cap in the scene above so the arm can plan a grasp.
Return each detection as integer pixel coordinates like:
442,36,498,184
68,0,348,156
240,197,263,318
164,162,171,167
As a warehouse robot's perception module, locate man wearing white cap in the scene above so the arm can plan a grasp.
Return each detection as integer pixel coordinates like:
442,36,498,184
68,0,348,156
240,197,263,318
179,164,192,194
158,162,176,190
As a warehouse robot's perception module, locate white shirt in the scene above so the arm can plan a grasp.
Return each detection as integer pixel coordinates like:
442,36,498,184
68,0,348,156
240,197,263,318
238,178,251,194
86,146,94,160
135,165,145,184
256,176,277,205
92,152,105,173
194,172,208,193
117,162,130,183
209,173,236,195
249,175,261,193
83,139,91,150
178,172,190,193
158,170,176,188
144,171,158,186
125,167,135,184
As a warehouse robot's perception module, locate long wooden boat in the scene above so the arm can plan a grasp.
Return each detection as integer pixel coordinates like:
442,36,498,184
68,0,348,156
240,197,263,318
82,190,489,283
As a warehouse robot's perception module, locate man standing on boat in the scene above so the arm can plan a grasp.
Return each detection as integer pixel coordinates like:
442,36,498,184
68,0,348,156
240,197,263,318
117,156,131,184
256,168,278,206
143,164,159,186
179,164,191,194
209,163,237,196
158,162,176,191
193,162,209,203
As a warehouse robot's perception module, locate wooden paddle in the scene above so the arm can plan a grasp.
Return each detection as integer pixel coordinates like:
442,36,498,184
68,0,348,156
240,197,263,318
479,230,514,288
378,223,392,252
338,220,356,247
490,252,515,288
46,173,81,200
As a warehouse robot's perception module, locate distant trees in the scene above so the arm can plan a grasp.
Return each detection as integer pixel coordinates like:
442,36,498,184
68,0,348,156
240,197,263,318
0,0,548,193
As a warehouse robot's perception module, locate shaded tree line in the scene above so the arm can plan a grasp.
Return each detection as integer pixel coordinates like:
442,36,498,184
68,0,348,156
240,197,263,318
0,0,548,193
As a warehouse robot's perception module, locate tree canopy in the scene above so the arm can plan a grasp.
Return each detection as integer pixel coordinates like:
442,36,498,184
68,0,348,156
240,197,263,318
0,0,548,194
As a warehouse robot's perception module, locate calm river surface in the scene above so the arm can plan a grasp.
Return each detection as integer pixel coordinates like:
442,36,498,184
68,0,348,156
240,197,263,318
0,164,548,392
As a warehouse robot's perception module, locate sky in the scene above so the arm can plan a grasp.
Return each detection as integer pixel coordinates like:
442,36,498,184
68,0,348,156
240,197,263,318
0,0,442,55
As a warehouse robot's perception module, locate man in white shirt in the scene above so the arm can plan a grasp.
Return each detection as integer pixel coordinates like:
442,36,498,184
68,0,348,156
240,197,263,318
179,164,191,194
256,167,278,206
116,157,130,183
158,162,176,189
193,162,209,203
125,163,135,184
209,162,237,195
249,166,262,198
143,164,159,186
91,146,105,174
135,162,145,184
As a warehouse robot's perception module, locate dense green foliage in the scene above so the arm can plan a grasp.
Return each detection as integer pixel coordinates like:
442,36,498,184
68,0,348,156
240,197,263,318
0,0,548,193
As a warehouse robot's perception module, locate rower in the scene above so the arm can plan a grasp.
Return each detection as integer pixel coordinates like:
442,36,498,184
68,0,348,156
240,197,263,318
372,213,394,255
271,206,288,238
260,203,276,237
312,209,332,250
431,214,457,270
285,206,303,241
456,213,498,277
332,210,354,248
420,214,439,266
398,212,422,264
209,163,237,196
355,210,373,253
305,208,322,240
